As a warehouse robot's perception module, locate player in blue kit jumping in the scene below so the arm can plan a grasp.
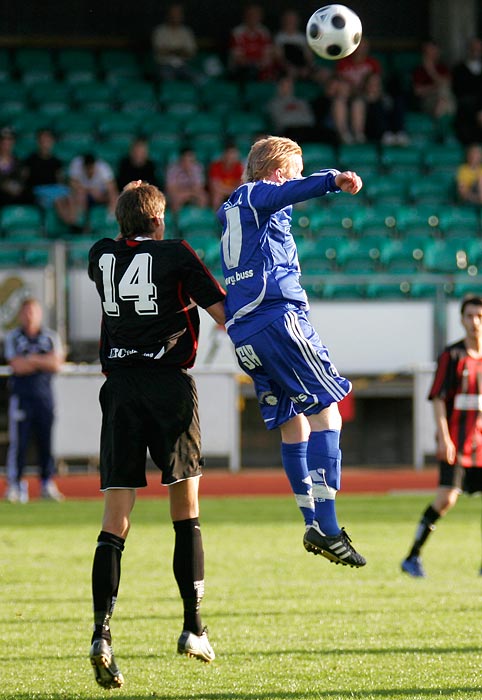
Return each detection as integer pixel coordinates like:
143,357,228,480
217,135,366,567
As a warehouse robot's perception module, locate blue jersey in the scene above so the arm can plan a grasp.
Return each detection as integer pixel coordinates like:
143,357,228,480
4,326,63,401
217,170,340,343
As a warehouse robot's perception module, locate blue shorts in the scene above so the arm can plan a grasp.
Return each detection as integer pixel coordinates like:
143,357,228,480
234,309,352,429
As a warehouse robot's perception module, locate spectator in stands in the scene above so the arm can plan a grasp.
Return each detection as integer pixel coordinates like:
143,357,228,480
274,9,315,81
228,3,277,82
363,72,409,144
456,143,482,206
268,75,317,142
151,2,197,82
117,138,157,191
332,38,382,143
412,39,455,120
207,141,244,211
165,147,208,213
0,127,29,206
452,37,482,145
22,129,68,208
56,153,118,232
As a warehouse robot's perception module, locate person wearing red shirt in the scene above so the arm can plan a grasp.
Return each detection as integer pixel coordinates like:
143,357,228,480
208,143,244,211
229,3,277,82
402,295,482,578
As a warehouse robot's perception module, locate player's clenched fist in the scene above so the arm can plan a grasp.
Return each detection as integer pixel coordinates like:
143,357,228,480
335,171,363,195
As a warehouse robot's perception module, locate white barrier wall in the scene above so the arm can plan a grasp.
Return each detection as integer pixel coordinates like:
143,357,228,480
53,365,241,471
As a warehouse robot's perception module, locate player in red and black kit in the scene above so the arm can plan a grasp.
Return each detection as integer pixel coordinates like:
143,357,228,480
402,294,482,578
87,181,225,689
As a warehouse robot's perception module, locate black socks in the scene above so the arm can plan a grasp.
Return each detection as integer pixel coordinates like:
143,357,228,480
91,530,125,642
173,518,204,635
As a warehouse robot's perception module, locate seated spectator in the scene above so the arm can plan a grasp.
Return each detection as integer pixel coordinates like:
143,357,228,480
274,9,315,81
363,72,408,144
55,153,118,231
117,138,157,191
208,142,244,211
229,3,277,82
452,37,482,145
165,147,208,213
22,129,69,208
0,127,30,206
412,39,455,120
268,75,317,142
456,143,482,206
331,38,382,143
151,3,197,82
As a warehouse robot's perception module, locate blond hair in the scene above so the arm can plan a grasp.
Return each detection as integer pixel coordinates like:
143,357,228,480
243,135,302,182
115,182,166,238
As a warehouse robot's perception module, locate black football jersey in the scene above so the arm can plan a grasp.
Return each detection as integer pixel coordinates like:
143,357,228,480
88,237,225,371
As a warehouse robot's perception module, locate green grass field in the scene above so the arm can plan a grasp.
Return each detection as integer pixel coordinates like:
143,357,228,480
0,492,481,700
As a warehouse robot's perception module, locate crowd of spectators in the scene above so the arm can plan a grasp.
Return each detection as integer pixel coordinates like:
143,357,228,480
0,2,481,232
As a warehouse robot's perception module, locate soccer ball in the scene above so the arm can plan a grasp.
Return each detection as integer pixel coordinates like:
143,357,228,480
306,5,362,60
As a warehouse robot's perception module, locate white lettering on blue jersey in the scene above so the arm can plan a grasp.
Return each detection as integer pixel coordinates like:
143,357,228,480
217,170,340,342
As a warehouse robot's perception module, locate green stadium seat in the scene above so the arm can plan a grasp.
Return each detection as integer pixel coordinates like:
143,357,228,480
159,80,199,105
14,48,54,72
140,112,185,137
224,111,267,138
437,205,480,238
395,203,440,237
300,142,337,164
52,111,96,134
73,82,113,105
182,234,220,263
200,80,242,113
351,206,397,236
44,208,72,239
0,248,25,266
99,49,140,72
0,81,28,102
11,111,52,136
422,238,471,273
379,237,426,268
404,111,435,139
58,49,97,73
183,112,224,138
0,49,11,80
0,100,26,122
366,281,411,298
97,112,141,137
23,248,51,267
321,282,365,298
243,81,277,108
307,208,353,237
381,144,425,173
339,143,380,169
20,68,56,86
298,235,344,266
29,82,72,106
336,235,386,268
13,135,37,160
365,177,409,206
165,101,199,118
38,101,70,117
177,206,220,238
0,205,43,236
88,205,119,237
424,143,464,173
408,175,455,205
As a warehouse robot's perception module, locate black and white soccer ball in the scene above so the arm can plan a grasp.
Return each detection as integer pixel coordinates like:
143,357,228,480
306,5,362,60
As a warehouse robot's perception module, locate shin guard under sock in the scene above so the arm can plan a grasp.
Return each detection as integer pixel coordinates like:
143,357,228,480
307,429,342,536
281,441,314,526
92,530,125,642
173,518,204,635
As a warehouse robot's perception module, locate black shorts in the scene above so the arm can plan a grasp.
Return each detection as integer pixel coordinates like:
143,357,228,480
439,462,482,494
98,367,202,490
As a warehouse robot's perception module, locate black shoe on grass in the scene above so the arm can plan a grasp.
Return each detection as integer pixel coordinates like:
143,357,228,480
90,638,124,689
303,526,366,567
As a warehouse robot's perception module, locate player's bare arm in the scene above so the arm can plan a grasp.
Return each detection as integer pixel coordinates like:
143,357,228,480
433,398,456,464
205,301,226,326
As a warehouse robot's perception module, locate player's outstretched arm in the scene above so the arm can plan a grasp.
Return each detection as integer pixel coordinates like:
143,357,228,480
335,171,363,195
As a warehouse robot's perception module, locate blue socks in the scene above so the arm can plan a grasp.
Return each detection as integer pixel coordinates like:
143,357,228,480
281,441,314,527
307,430,342,536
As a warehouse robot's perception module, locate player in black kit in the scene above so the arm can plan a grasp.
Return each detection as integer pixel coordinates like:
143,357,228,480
87,180,225,689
